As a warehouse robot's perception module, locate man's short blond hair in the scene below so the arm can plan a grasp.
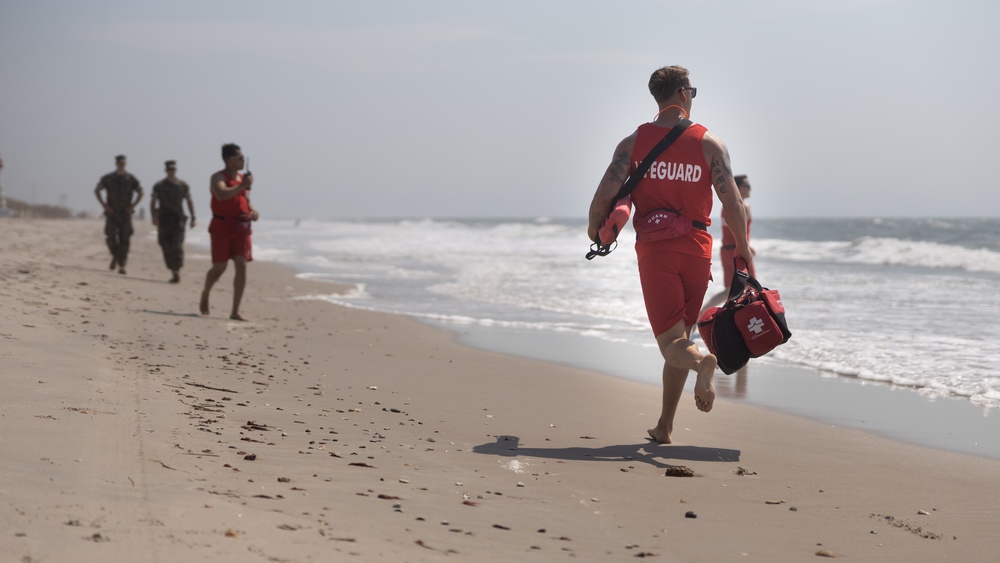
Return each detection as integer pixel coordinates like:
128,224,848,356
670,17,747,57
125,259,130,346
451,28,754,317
648,66,690,104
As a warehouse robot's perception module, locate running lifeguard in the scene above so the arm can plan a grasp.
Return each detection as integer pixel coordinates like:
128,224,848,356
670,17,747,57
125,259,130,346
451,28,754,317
587,65,753,444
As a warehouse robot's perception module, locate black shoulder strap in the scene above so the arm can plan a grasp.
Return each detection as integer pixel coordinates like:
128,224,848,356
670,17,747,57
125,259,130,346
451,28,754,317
613,118,691,201
585,118,693,261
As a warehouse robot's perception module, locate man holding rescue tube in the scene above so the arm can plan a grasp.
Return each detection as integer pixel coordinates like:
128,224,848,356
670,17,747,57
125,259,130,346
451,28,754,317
587,65,753,444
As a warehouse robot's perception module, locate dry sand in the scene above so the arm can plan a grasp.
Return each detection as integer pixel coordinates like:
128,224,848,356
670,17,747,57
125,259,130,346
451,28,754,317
2,218,999,562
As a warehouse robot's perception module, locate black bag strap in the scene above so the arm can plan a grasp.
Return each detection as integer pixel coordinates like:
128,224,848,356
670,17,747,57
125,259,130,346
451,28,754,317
613,118,692,202
727,257,763,301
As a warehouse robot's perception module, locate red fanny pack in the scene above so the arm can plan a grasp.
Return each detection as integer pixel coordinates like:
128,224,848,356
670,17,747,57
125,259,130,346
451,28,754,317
635,208,695,242
697,259,791,374
211,213,252,235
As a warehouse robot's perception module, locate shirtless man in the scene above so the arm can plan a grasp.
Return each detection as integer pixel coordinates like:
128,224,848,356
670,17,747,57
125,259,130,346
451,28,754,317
587,65,753,444
200,143,259,320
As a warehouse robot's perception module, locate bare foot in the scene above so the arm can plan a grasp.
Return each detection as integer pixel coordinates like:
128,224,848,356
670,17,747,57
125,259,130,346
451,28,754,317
169,271,180,284
694,354,718,412
199,290,209,315
647,426,672,444
118,267,126,275
230,313,247,321
109,257,117,270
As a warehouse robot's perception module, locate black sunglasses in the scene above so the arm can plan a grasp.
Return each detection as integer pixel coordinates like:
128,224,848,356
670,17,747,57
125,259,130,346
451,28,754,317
680,86,697,98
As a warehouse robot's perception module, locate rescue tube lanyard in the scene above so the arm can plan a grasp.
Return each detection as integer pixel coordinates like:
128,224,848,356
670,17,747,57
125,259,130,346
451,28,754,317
585,240,617,259
586,119,692,260
654,104,689,120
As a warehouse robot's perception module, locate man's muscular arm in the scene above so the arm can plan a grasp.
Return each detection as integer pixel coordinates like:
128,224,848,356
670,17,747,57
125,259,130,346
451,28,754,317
704,132,754,263
210,171,252,201
587,134,635,243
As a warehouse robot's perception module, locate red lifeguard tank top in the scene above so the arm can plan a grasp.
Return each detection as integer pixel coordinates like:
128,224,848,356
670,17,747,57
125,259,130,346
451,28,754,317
721,211,751,247
630,122,713,258
211,171,250,218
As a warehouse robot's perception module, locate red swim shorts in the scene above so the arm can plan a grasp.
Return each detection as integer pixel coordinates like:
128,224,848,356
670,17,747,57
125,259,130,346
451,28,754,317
209,220,253,263
637,246,712,337
720,246,756,287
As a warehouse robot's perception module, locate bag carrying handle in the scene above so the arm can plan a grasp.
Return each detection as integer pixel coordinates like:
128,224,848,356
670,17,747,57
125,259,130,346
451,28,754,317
727,257,763,301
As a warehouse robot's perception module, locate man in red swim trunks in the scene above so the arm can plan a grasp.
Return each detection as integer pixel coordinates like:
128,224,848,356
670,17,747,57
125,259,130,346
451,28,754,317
587,65,753,444
200,143,259,321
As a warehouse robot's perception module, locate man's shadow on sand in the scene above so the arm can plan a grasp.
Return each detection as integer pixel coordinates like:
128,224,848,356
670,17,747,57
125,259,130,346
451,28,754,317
472,435,740,470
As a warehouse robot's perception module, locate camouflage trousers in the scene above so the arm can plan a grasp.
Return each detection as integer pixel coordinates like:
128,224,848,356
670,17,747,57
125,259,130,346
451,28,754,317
104,212,134,266
157,215,187,271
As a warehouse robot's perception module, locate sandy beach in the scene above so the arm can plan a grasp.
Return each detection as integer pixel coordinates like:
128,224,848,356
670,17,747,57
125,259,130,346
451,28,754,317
2,218,999,563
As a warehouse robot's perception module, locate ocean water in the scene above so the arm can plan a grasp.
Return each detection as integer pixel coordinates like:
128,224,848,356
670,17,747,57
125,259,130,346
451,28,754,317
191,217,1000,411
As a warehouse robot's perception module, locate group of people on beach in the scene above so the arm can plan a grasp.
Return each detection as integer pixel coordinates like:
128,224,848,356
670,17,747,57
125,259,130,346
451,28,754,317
94,64,754,442
93,144,259,320
587,65,756,444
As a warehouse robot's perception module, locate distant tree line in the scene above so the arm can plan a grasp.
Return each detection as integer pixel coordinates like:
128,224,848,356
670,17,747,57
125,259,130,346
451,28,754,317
1,196,86,219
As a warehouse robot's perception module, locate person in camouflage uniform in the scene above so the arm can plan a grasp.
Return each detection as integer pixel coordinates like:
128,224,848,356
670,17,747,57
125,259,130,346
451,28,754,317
150,160,196,283
94,154,143,274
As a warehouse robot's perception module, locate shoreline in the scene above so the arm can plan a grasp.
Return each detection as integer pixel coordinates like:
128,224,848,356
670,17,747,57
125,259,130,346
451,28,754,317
3,218,1000,562
214,219,1000,461
434,321,1000,461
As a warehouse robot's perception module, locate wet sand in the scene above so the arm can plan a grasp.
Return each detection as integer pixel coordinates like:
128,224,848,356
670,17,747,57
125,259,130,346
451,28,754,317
447,322,1000,460
2,218,999,562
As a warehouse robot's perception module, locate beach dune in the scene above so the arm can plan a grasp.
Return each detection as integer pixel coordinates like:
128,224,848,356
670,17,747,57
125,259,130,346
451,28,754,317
2,218,998,562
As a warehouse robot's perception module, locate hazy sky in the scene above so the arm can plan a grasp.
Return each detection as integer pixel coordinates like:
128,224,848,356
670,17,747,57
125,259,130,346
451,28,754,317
2,0,998,219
